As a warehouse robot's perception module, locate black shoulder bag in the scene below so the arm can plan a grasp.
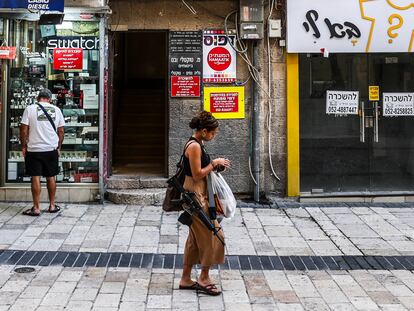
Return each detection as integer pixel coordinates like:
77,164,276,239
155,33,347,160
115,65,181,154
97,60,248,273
162,139,195,212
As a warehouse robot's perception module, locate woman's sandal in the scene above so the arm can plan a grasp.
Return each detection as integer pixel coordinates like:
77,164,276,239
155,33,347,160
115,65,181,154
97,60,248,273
48,205,61,213
22,207,40,217
197,283,222,296
179,282,200,290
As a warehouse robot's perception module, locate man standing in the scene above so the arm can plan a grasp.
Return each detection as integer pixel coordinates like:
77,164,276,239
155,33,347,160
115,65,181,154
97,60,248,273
20,88,65,216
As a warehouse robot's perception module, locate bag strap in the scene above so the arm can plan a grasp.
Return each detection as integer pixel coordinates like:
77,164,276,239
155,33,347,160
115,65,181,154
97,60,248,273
207,173,217,220
36,103,57,133
175,138,197,175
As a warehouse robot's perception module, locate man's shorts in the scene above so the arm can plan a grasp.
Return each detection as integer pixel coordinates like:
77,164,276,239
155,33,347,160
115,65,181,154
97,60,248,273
25,150,59,177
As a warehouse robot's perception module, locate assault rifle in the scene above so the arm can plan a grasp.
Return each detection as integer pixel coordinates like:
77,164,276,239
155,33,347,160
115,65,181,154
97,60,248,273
167,175,225,246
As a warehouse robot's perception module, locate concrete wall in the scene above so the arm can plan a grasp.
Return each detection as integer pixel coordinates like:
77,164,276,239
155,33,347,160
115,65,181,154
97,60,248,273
108,0,287,197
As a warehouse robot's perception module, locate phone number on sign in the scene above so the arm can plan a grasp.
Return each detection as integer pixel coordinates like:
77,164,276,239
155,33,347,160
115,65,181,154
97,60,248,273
384,107,414,115
327,106,357,114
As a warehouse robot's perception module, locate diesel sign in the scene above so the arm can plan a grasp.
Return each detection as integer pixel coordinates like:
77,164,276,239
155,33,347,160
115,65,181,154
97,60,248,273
47,37,99,50
0,0,64,12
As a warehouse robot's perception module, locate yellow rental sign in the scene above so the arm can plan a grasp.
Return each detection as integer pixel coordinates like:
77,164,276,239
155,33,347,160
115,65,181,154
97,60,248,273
204,86,245,119
369,86,380,101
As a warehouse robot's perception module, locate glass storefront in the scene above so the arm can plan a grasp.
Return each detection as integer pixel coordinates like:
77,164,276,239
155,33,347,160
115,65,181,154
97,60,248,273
300,53,414,193
5,19,100,183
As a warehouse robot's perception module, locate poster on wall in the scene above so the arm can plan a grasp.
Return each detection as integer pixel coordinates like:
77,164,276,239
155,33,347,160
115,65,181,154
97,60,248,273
169,31,202,97
326,90,359,115
171,76,200,97
383,93,414,116
287,0,414,53
53,48,83,70
203,30,236,83
204,86,245,119
0,47,16,59
0,0,64,12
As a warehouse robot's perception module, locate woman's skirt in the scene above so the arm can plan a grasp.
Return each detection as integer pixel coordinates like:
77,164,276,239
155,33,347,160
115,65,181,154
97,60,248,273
182,175,225,266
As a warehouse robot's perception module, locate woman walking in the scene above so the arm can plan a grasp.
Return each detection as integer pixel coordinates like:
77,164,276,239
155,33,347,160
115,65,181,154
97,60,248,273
179,111,231,296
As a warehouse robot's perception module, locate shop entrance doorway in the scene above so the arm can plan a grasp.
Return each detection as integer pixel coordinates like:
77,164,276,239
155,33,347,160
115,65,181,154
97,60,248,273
300,53,414,194
111,31,167,176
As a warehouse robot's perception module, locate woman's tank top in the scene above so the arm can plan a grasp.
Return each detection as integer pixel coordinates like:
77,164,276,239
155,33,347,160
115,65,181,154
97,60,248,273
183,137,211,177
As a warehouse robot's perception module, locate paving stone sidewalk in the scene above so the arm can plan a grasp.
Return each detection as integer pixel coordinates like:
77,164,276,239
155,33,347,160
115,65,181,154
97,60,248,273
1,202,414,256
2,264,414,310
1,202,414,310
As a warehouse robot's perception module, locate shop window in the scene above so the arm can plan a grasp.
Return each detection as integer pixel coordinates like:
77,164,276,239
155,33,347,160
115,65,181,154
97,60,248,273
7,20,100,183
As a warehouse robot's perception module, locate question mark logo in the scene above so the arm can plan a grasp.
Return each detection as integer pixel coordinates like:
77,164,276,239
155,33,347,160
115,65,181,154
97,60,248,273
388,14,404,43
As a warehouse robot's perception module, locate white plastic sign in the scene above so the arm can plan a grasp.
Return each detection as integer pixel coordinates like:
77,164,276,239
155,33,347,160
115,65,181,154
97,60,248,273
326,91,359,115
383,93,414,116
203,30,236,83
287,0,414,53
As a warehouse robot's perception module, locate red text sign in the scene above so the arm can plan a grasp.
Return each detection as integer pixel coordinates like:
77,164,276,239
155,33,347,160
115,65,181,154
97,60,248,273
207,47,232,71
53,48,83,70
0,47,16,59
210,92,239,113
171,76,200,97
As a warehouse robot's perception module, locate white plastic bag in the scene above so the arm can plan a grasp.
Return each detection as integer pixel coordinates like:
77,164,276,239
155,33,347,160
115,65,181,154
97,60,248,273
210,171,237,218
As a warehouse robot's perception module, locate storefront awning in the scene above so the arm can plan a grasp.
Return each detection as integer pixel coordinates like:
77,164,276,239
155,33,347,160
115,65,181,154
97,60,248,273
0,6,112,21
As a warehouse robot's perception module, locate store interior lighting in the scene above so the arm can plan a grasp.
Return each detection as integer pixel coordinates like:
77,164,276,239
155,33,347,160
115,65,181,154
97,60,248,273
56,21,73,30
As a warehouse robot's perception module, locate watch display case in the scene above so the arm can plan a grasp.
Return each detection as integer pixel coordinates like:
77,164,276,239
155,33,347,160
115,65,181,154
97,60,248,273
6,20,100,183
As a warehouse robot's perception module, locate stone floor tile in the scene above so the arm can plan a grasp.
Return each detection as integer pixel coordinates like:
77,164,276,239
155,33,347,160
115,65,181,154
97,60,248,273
57,270,84,282
0,292,20,305
379,304,408,311
146,294,172,309
331,274,368,298
300,297,330,311
119,301,146,310
287,274,319,298
65,300,93,311
312,279,349,304
368,291,399,305
35,307,64,311
223,303,253,311
70,288,99,301
276,303,304,311
19,285,50,299
40,292,71,307
350,297,380,310
8,298,41,311
0,280,30,292
93,293,121,308
99,282,125,294
272,291,300,304
49,281,77,293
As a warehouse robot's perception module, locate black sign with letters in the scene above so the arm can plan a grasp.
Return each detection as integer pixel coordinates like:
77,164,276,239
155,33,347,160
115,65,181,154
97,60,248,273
169,31,202,77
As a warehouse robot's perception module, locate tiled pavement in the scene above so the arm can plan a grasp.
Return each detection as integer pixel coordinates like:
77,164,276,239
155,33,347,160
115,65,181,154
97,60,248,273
2,202,414,310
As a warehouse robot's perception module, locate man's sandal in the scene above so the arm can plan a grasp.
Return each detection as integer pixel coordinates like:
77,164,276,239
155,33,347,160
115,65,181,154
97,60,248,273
179,282,200,290
197,283,222,296
22,207,40,217
48,205,61,213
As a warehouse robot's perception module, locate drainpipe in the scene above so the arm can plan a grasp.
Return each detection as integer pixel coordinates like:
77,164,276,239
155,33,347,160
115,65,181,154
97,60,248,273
252,42,260,202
